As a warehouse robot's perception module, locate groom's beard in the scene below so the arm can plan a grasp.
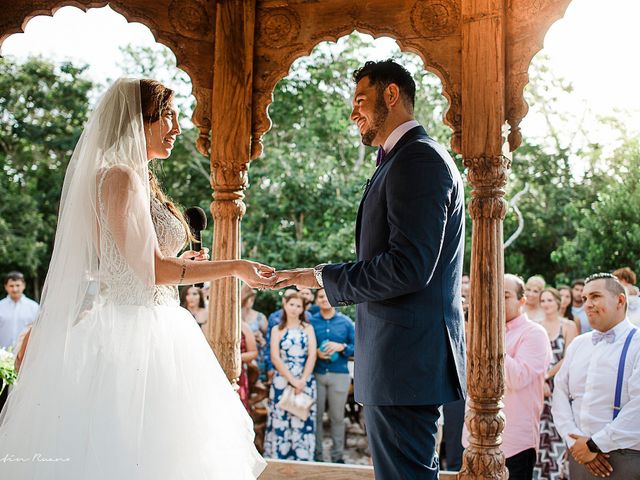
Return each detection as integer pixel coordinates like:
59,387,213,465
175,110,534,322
361,92,389,146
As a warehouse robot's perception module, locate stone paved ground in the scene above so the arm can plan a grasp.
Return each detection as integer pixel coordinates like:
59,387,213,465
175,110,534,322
316,416,372,466
317,415,460,473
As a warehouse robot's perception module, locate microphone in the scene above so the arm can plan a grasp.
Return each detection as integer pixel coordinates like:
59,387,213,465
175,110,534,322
184,206,208,287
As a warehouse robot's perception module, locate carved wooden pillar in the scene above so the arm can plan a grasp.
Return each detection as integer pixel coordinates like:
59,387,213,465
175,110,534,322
205,0,256,385
458,0,510,479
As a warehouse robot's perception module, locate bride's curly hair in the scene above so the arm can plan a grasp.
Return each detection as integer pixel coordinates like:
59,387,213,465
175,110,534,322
140,79,194,244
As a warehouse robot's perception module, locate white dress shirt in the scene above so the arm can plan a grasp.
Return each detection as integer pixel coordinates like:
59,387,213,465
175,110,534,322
627,294,640,327
552,319,640,452
382,119,420,154
0,295,39,349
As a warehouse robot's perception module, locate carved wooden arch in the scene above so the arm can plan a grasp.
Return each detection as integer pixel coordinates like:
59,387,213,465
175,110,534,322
250,0,463,159
505,0,573,151
0,0,215,156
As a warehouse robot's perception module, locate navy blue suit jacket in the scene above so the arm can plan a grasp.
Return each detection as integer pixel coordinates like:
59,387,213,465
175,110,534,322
323,126,467,406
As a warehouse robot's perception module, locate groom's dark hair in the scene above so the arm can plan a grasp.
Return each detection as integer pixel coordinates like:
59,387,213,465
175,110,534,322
353,59,416,110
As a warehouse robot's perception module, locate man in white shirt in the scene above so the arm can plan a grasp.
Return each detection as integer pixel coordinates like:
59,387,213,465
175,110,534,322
0,271,39,349
552,273,640,479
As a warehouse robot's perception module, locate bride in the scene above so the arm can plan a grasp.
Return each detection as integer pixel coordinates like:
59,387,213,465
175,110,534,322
0,78,272,478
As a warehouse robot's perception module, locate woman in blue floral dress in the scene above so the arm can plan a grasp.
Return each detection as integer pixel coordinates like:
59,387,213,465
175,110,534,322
264,291,317,460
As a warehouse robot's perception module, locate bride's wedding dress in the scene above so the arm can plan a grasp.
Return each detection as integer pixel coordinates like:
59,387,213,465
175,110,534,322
0,78,265,479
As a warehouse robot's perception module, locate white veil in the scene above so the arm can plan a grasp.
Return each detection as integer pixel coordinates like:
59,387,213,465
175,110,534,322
0,78,157,447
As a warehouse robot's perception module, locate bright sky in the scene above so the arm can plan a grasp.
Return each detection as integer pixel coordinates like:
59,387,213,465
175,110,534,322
2,1,639,149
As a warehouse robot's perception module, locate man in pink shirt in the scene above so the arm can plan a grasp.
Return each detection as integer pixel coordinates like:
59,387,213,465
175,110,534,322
464,274,551,479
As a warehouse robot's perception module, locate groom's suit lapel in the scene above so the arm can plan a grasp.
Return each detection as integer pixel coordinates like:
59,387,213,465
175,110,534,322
355,126,427,255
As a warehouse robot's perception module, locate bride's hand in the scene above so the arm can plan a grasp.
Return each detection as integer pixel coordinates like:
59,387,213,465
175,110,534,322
180,248,210,261
234,260,277,289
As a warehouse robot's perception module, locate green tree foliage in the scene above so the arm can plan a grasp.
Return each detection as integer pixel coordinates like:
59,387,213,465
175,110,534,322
0,57,93,296
552,138,640,278
502,55,611,285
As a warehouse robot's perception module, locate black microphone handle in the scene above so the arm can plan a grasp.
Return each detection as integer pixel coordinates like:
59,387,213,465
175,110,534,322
191,231,204,288
192,230,202,254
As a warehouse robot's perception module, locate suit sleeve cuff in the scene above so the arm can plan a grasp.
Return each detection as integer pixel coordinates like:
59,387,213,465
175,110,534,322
322,263,352,307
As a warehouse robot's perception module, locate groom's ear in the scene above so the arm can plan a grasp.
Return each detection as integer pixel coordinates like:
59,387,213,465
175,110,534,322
386,83,401,108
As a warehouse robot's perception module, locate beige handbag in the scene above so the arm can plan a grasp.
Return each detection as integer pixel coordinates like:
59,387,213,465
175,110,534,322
277,385,315,421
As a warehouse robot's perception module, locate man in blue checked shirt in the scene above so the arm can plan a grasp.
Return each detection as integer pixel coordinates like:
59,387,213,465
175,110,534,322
310,288,355,463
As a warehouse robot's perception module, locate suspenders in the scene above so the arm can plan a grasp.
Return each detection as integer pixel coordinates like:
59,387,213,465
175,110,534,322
613,327,638,420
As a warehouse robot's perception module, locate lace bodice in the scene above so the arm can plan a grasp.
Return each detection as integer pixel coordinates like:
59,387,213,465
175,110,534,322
98,179,187,306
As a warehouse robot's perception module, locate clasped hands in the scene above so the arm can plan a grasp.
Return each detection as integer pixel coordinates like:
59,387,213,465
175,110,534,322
235,264,319,291
180,250,317,291
569,434,613,478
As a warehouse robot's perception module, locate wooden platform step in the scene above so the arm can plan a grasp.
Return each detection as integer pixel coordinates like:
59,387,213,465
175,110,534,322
263,459,457,479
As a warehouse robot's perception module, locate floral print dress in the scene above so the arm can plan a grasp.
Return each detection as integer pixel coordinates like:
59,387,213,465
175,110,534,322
263,327,316,460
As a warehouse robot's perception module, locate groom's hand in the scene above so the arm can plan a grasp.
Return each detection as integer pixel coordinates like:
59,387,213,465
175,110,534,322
235,260,277,289
275,268,319,290
570,434,598,464
585,454,613,477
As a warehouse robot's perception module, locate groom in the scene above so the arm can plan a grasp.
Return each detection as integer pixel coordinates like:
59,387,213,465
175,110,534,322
277,60,466,479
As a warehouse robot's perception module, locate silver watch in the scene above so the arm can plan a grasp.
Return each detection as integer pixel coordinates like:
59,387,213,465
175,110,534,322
314,264,326,288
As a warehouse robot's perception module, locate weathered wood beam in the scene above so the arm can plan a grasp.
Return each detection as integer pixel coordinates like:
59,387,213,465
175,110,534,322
262,460,459,479
458,0,510,478
206,0,256,385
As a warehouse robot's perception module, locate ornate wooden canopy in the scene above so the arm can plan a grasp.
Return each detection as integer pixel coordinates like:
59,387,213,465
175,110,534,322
0,1,573,478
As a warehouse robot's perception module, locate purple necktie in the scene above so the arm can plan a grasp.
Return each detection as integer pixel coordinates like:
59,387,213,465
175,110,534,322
376,146,385,167
592,330,616,345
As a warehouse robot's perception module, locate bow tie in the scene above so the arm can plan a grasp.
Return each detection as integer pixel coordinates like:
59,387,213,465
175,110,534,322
592,330,616,345
375,147,386,167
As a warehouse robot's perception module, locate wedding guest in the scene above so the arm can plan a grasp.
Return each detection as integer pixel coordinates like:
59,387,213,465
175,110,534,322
558,285,574,319
571,278,590,334
0,270,38,413
0,271,39,349
241,285,269,378
201,281,211,306
552,273,640,479
300,288,320,316
534,288,578,478
461,273,470,295
613,267,636,291
242,285,268,336
310,288,355,463
524,275,546,323
464,274,551,480
613,267,640,326
627,285,640,327
239,321,258,412
179,285,208,328
264,288,308,374
264,291,317,461
461,273,470,320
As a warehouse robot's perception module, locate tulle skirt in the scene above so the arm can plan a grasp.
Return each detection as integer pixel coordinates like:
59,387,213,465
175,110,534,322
0,302,266,479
